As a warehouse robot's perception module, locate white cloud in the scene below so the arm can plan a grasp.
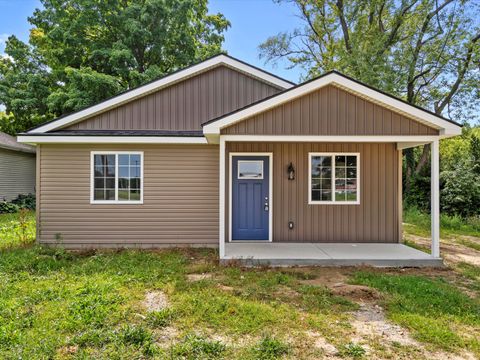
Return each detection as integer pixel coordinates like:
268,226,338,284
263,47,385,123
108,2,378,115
0,33,10,54
0,53,13,62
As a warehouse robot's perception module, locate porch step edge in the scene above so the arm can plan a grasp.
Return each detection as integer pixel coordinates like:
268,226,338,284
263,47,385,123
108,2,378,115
220,258,445,268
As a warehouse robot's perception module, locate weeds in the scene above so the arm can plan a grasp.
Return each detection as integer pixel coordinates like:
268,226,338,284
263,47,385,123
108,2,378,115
170,334,226,359
251,335,289,360
339,342,366,358
0,210,35,249
146,308,176,328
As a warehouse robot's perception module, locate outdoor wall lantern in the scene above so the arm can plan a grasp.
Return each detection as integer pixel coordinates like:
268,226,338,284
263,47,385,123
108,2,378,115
288,162,295,180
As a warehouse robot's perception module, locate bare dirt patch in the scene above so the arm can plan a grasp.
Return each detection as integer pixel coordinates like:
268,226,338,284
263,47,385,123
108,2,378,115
297,267,351,287
331,284,381,303
144,290,169,312
305,331,340,358
186,273,213,281
351,303,417,347
406,234,480,266
299,267,381,303
217,284,235,292
274,285,300,299
350,303,477,360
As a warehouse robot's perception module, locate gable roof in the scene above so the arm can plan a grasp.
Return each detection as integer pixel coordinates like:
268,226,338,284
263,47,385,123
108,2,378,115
0,131,36,153
28,54,295,134
203,70,462,139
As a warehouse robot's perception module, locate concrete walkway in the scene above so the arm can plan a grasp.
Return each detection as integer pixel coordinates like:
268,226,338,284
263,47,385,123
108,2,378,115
223,243,443,267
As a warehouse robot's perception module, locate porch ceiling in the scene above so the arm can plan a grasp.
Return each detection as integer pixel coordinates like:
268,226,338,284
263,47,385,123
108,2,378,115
223,243,443,267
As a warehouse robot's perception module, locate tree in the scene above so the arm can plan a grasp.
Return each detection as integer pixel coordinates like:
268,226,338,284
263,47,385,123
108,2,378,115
0,36,54,134
441,130,480,217
0,0,229,135
259,0,480,191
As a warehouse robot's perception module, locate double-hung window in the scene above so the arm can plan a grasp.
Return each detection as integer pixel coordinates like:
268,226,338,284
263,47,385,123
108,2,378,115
91,151,143,204
309,153,360,205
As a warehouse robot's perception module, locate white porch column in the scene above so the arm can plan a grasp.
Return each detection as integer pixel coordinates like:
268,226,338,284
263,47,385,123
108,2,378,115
431,139,440,258
219,137,226,259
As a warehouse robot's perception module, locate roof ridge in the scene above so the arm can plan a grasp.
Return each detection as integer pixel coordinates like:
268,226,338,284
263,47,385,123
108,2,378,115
202,70,461,128
27,53,294,133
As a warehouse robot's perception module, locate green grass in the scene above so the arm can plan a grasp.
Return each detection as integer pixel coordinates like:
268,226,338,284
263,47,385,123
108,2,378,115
0,210,36,249
351,271,480,354
1,211,479,358
403,207,480,238
454,262,480,293
0,244,357,359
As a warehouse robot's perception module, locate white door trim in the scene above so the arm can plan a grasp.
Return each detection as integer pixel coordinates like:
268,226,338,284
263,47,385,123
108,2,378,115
229,152,273,243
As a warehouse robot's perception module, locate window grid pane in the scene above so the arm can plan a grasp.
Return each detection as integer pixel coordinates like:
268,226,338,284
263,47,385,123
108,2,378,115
311,154,358,203
93,153,141,202
334,155,357,203
93,154,117,201
311,155,333,202
117,154,141,201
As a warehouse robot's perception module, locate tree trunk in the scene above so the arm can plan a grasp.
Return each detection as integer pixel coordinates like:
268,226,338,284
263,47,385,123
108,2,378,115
404,148,415,193
415,144,431,174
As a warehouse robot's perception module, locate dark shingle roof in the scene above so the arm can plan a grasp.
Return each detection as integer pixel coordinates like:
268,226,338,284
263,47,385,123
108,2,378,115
0,132,36,153
23,130,204,137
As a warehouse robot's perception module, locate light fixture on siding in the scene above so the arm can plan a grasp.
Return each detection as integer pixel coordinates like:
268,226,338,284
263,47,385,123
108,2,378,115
288,162,295,180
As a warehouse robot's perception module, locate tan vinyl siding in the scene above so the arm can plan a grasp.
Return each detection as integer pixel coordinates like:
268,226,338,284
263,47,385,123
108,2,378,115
0,148,36,201
222,85,439,135
38,144,219,247
226,142,400,243
66,66,281,131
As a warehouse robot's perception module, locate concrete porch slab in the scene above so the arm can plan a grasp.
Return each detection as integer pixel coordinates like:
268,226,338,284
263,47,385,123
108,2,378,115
223,243,444,267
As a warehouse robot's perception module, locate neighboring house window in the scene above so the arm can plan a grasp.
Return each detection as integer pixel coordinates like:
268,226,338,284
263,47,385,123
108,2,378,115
308,153,360,205
91,152,143,204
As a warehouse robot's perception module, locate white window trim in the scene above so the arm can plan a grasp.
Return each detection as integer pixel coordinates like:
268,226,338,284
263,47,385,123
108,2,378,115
308,152,360,205
90,151,144,205
237,160,264,180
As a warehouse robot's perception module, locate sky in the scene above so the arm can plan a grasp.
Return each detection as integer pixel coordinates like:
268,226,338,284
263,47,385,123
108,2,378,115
0,0,304,82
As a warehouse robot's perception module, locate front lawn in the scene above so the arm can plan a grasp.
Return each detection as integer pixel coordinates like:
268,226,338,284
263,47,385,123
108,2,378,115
0,211,479,359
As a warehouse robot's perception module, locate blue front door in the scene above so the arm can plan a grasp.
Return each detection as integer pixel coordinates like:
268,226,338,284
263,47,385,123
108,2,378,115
232,156,270,241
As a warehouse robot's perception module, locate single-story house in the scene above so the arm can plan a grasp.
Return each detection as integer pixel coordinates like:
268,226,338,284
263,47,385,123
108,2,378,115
0,131,36,201
18,54,462,266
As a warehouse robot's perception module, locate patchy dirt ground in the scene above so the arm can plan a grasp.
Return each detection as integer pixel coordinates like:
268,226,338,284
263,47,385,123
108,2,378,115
143,290,169,312
405,233,480,266
298,265,478,360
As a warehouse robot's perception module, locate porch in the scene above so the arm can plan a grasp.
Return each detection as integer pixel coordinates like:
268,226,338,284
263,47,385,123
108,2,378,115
223,243,443,267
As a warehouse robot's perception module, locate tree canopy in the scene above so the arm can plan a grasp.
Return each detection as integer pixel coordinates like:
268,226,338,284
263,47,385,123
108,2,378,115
260,0,479,124
0,0,229,135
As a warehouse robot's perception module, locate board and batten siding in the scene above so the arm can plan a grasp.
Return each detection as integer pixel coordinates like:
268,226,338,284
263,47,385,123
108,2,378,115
226,142,400,243
66,66,281,132
38,144,219,247
0,148,36,201
222,85,438,136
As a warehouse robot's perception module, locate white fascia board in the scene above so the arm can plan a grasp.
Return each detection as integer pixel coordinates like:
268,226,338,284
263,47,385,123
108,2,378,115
221,135,440,143
203,73,461,135
397,142,432,150
17,135,208,145
220,56,294,90
30,55,293,134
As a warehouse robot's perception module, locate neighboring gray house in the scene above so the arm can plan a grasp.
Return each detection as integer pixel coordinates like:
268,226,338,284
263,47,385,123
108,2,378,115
0,131,36,201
